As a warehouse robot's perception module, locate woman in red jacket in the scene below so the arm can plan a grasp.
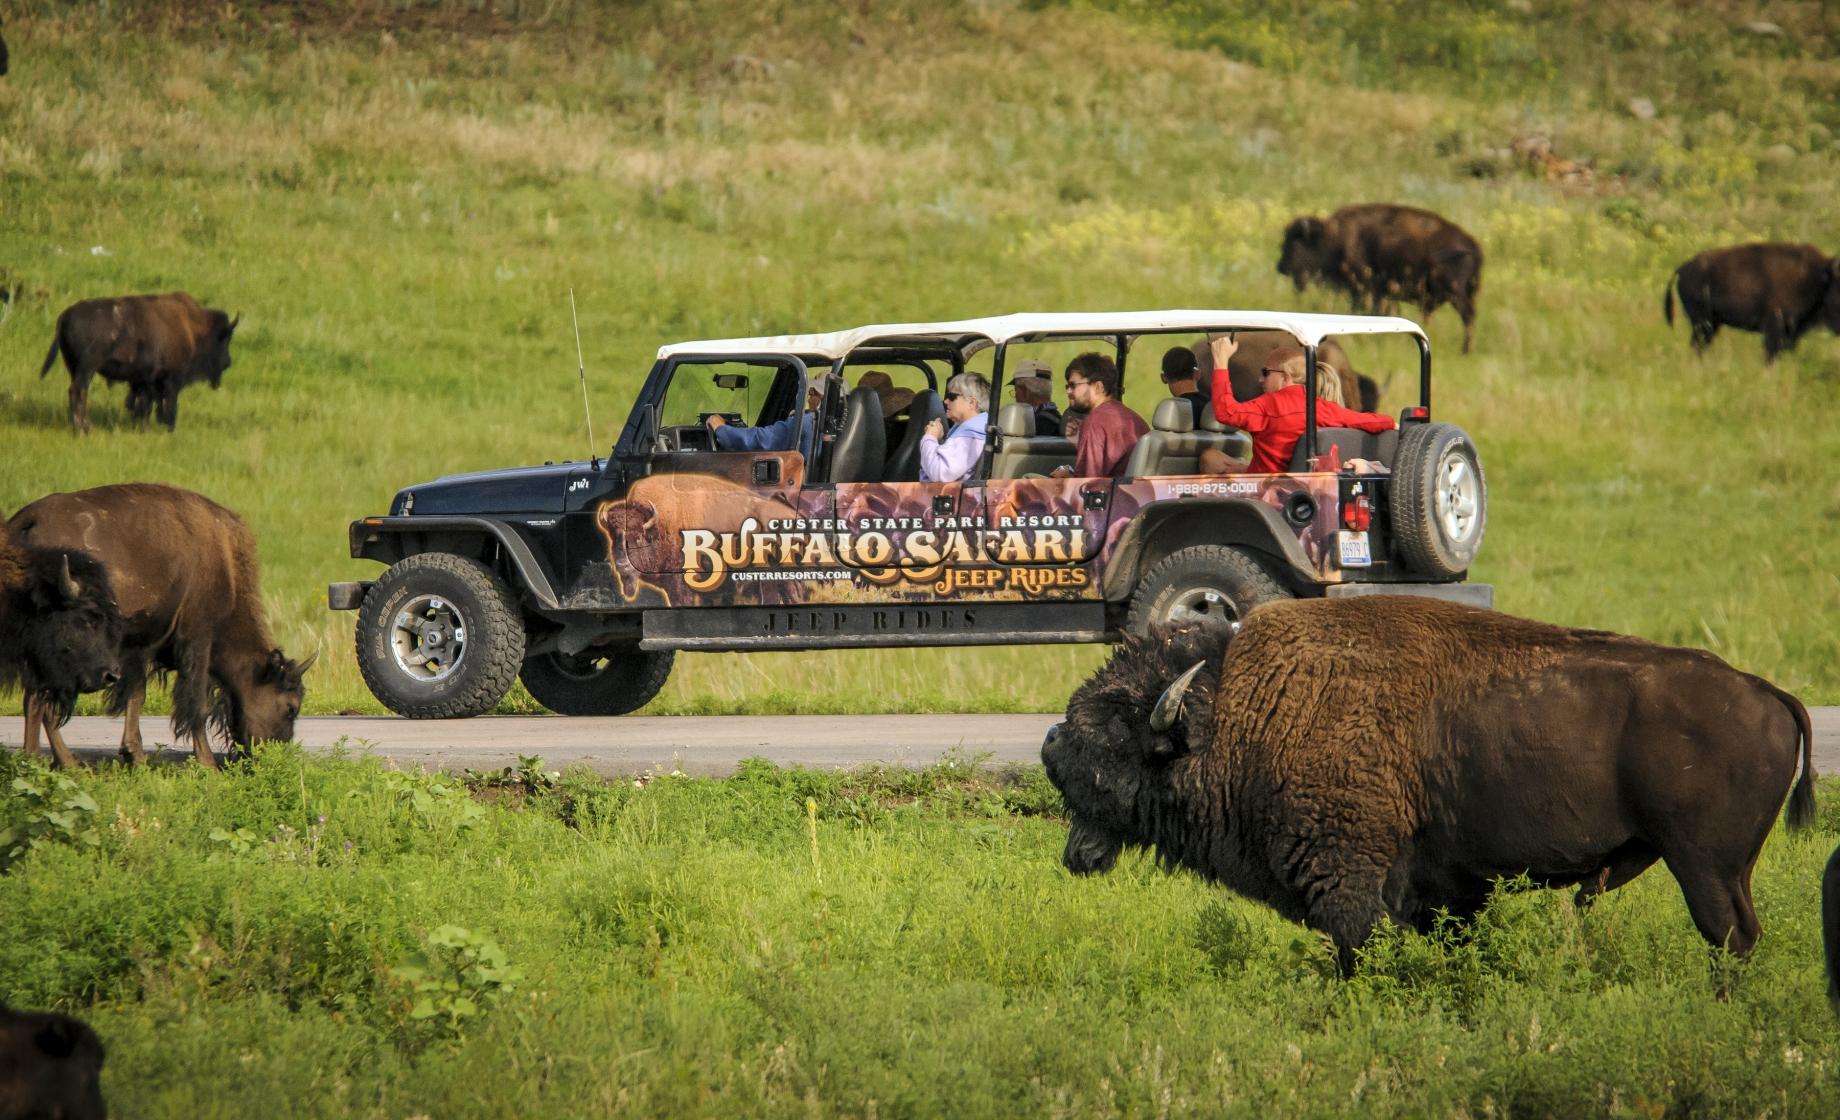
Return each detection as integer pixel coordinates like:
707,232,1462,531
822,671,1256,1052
1198,335,1394,474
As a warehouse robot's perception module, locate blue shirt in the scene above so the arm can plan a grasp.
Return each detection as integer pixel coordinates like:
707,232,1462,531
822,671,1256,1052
713,409,818,460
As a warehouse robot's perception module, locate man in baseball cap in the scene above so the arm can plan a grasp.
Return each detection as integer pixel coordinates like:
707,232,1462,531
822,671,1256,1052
1009,358,1061,436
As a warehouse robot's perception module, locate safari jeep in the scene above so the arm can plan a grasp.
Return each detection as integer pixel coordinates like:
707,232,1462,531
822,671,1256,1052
329,310,1489,717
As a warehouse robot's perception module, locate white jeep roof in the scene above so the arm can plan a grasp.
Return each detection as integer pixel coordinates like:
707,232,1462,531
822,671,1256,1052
654,310,1427,362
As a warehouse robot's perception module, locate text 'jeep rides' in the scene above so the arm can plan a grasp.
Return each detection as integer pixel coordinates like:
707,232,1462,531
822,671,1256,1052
329,310,1488,717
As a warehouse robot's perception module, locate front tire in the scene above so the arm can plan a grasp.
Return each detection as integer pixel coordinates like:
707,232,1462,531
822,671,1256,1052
355,554,525,718
519,646,676,716
1391,422,1486,578
1126,544,1291,638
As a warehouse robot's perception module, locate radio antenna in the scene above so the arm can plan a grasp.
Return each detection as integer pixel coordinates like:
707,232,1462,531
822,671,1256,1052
569,288,598,468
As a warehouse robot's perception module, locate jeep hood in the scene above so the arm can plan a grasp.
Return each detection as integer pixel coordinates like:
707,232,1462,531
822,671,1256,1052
391,463,578,516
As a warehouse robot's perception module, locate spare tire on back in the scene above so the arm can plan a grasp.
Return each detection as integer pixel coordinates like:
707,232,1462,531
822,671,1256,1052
1390,421,1486,578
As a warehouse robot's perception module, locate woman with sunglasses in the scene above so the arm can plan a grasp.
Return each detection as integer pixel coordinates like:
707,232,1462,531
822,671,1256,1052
919,372,991,482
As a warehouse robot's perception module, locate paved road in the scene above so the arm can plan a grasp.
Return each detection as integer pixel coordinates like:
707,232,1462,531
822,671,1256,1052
14,708,1840,778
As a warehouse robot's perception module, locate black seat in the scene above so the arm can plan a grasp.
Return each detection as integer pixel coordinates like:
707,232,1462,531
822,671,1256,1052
829,387,887,484
1287,426,1399,471
881,390,943,482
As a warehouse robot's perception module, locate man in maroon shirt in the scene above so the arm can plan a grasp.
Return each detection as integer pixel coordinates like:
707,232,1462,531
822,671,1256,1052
1200,336,1394,474
1050,353,1148,478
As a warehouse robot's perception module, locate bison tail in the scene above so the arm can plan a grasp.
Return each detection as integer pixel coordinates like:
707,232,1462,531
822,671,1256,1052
37,330,60,378
1772,684,1817,831
1663,269,1679,328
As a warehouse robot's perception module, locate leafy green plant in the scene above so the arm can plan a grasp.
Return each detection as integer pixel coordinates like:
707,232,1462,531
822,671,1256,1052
380,770,486,833
390,925,524,1037
206,826,258,856
0,766,101,870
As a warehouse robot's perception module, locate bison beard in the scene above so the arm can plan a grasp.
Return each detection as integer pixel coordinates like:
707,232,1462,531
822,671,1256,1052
1043,598,1817,976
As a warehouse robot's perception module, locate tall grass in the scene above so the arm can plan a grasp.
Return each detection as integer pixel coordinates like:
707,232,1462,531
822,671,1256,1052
2,0,1837,716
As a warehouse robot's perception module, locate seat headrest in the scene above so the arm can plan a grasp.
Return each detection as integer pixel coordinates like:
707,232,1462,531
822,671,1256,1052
998,402,1036,437
1196,408,1227,433
1151,398,1195,433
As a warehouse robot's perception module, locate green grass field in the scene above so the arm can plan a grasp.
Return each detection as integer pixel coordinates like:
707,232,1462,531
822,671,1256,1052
2,0,1837,716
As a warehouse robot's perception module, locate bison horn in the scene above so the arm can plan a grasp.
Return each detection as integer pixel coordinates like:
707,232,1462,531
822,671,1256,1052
296,650,320,675
58,555,82,602
1149,660,1206,734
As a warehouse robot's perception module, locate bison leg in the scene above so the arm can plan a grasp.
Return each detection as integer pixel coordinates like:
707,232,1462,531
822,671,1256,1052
66,370,95,435
118,677,148,766
155,388,180,431
1761,313,1794,364
170,641,220,768
1665,853,1763,957
1690,319,1718,354
20,695,45,760
21,694,82,770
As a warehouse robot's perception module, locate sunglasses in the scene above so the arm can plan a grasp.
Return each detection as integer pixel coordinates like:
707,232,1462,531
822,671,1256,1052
1259,368,1287,377
943,392,961,402
1065,379,1091,389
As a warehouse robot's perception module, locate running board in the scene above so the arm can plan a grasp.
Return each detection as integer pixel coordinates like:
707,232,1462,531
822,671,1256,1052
640,602,1112,652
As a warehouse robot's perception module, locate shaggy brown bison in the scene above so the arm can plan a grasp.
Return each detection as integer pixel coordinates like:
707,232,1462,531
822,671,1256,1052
0,1004,107,1120
1278,204,1483,353
1042,597,1816,975
1664,242,1840,363
1,523,122,769
8,484,312,768
38,292,239,433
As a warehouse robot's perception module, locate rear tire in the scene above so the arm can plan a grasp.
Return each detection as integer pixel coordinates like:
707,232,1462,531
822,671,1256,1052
356,554,525,719
1391,422,1486,578
519,646,676,716
1126,544,1291,638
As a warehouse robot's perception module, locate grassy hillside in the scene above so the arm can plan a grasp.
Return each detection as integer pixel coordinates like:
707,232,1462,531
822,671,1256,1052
2,0,1838,715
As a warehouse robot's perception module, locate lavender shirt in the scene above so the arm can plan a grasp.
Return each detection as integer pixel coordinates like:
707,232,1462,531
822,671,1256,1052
919,411,988,482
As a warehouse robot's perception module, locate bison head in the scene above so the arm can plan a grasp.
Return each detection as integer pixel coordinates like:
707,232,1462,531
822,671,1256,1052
193,311,239,389
0,1004,109,1120
1277,216,1328,292
223,648,314,746
20,551,123,701
1041,627,1227,876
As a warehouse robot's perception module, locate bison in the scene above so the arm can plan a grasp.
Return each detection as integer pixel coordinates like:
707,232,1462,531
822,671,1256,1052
38,292,239,434
0,1004,108,1120
1042,597,1816,975
1825,842,1840,1013
0,523,122,770
8,484,313,768
1278,204,1483,353
1664,242,1840,363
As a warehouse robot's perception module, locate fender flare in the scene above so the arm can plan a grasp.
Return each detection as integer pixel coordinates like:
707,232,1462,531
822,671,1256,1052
347,516,561,610
1100,499,1318,602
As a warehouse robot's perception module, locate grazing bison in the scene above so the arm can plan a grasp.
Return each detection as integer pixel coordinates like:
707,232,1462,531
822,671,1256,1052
0,1004,108,1120
0,523,122,769
1042,597,1816,975
1278,204,1483,353
1664,242,1840,363
38,292,239,434
8,484,313,768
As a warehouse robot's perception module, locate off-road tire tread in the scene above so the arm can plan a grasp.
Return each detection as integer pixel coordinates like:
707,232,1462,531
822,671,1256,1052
520,648,676,716
1126,544,1291,638
356,554,526,719
1392,422,1486,579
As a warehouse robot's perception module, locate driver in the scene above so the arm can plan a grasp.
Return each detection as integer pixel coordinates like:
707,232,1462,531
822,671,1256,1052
706,375,830,459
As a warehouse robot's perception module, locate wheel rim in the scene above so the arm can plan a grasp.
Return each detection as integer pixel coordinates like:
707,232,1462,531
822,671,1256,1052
1163,586,1241,628
390,594,469,683
1434,452,1481,545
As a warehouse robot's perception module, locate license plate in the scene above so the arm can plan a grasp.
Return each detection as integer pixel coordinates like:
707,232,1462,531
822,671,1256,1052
1338,531,1372,567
